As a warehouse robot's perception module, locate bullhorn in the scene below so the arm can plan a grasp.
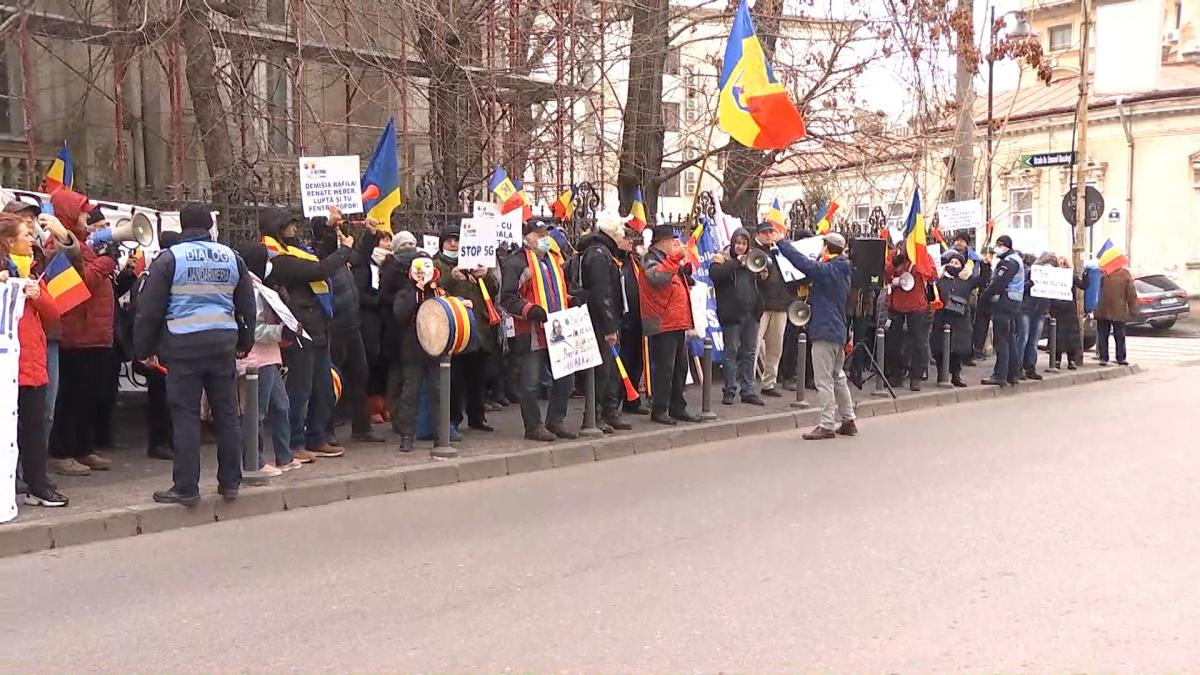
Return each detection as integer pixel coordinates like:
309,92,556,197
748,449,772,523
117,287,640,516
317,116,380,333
897,271,915,292
786,300,811,327
104,212,156,247
745,248,770,273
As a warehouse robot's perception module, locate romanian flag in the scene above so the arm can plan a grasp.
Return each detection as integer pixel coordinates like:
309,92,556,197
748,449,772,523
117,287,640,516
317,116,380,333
513,178,534,221
628,187,647,232
550,186,576,221
525,248,568,313
684,221,704,267
489,166,524,214
1095,238,1129,274
717,0,806,150
43,251,91,314
815,201,840,235
361,117,402,234
129,248,146,276
902,188,936,278
764,197,786,235
42,141,74,193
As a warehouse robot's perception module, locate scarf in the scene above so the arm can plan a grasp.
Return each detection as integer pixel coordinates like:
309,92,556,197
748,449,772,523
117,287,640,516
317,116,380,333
9,254,32,278
525,248,567,314
263,235,334,317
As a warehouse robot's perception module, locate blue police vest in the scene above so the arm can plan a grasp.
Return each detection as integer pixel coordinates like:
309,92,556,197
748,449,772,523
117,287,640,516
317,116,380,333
166,241,239,335
1006,252,1025,302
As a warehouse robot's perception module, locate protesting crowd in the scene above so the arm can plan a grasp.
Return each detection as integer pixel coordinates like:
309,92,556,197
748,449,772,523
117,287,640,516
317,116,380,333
0,184,1140,516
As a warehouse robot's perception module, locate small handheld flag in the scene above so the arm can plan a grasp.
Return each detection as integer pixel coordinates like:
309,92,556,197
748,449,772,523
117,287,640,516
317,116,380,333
1095,239,1129,274
361,117,402,234
718,0,806,150
489,167,524,215
550,186,576,221
478,278,501,326
43,251,91,314
764,198,786,235
611,345,639,402
628,187,648,232
42,141,74,193
815,201,840,235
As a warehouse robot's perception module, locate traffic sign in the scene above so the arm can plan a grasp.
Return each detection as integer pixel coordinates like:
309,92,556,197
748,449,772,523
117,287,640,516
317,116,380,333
1020,152,1077,169
1062,186,1105,227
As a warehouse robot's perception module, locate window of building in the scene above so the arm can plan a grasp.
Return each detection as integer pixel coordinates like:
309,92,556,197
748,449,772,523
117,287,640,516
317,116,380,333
854,203,870,225
684,170,697,196
886,201,905,230
1009,188,1034,229
264,60,291,154
264,0,287,26
665,46,681,75
1048,24,1072,51
660,172,680,198
662,102,681,132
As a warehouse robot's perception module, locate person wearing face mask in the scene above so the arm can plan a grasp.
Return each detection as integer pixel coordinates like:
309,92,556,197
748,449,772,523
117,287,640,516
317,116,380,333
617,225,650,416
640,224,703,426
433,224,497,434
883,241,932,391
391,252,448,451
980,234,1024,386
352,219,394,422
932,251,975,387
259,208,355,463
380,230,420,431
751,222,790,397
45,188,119,478
499,220,583,441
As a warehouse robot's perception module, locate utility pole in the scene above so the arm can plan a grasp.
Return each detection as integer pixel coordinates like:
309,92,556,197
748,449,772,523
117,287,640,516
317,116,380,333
1073,0,1097,323
986,6,996,225
953,0,976,202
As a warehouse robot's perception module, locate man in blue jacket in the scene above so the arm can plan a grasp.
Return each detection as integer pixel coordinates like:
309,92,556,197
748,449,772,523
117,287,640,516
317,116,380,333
777,232,857,440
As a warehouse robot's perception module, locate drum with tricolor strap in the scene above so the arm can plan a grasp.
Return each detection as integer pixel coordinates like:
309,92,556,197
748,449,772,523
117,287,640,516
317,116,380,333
415,296,477,358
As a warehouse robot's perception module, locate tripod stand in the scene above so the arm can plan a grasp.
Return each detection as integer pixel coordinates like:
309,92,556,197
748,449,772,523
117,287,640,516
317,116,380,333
848,287,896,399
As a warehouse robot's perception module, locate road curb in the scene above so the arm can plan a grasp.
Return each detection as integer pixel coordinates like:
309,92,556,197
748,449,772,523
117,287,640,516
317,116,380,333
1,365,1139,559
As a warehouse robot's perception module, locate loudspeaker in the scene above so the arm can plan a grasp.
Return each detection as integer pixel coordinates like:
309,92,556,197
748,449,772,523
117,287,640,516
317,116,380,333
850,237,886,289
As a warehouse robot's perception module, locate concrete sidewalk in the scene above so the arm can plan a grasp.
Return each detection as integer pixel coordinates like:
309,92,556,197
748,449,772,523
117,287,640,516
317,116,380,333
0,359,1139,557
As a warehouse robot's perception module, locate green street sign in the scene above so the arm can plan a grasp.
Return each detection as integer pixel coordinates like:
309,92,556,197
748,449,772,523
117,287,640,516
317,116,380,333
1019,152,1077,169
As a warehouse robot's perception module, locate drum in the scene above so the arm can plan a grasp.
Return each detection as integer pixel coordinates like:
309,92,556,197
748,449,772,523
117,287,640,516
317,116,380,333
416,296,476,358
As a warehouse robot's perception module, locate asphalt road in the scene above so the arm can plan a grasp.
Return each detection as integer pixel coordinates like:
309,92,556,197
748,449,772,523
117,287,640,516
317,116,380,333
2,365,1198,672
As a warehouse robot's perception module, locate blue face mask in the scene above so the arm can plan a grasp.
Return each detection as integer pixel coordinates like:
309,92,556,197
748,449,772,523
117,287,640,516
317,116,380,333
536,237,553,254
443,250,459,260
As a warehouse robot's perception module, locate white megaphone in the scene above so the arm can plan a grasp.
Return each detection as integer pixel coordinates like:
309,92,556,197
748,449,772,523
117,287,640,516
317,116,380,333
91,212,155,249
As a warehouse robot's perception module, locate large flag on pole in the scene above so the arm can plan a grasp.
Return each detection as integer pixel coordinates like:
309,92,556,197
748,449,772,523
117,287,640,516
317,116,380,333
361,118,402,234
42,141,74,193
489,166,524,214
717,0,806,150
902,188,936,278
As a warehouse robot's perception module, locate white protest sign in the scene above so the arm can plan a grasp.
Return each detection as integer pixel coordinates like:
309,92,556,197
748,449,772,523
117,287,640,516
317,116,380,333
545,306,603,380
1030,264,1074,300
889,226,905,246
253,277,311,341
793,236,825,259
688,281,710,336
473,201,499,219
299,155,363,218
776,249,804,282
926,242,944,271
458,217,498,269
936,199,983,237
421,235,439,255
496,207,523,246
0,278,26,523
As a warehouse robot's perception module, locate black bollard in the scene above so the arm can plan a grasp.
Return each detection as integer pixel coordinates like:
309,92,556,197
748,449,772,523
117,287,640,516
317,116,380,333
872,326,889,397
938,325,953,388
241,367,269,485
432,357,458,459
1048,317,1059,371
579,366,603,437
700,337,717,420
791,332,810,409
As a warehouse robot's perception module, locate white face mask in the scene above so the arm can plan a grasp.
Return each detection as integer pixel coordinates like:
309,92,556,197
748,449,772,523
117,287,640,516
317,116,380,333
994,246,1009,256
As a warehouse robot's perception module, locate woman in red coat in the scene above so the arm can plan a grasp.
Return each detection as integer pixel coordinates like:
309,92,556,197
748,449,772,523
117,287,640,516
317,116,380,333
0,212,69,507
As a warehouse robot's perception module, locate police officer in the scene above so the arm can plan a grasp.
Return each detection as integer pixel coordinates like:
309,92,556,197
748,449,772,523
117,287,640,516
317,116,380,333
133,204,256,505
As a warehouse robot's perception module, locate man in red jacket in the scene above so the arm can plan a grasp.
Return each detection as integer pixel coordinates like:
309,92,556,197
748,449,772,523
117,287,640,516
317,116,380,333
640,225,702,426
46,189,119,477
883,242,932,392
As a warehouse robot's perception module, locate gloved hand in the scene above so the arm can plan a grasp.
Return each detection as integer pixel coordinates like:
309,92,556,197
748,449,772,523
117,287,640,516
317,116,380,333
528,305,548,323
570,289,590,307
957,267,972,281
92,239,118,259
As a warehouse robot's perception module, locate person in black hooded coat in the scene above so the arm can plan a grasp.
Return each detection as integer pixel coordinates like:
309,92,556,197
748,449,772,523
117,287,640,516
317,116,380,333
709,226,764,406
931,251,976,387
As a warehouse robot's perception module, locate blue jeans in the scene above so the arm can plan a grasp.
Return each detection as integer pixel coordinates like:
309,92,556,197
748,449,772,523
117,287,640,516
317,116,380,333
1016,312,1045,370
282,343,334,451
44,340,59,437
721,318,759,398
253,364,292,467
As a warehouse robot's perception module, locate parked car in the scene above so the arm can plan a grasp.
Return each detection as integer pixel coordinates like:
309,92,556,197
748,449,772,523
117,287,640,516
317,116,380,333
1129,273,1190,330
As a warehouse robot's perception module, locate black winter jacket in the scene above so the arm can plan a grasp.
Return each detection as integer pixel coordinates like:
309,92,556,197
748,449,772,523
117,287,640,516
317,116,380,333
751,236,794,311
260,208,352,346
576,231,623,337
709,227,763,325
